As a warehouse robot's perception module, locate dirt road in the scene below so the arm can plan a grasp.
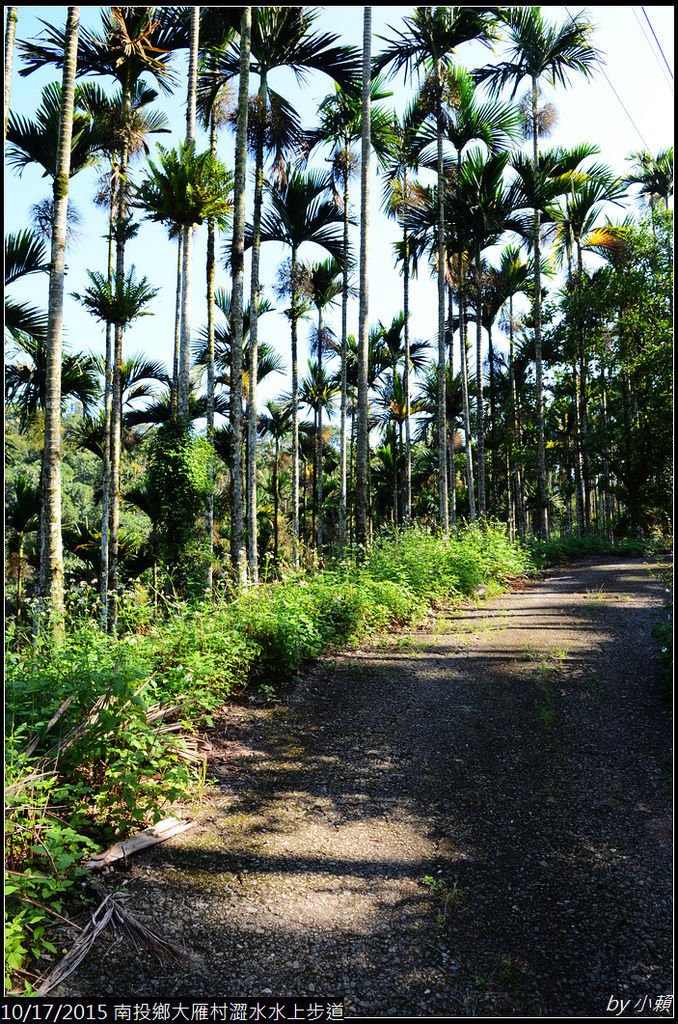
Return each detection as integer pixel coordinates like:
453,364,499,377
56,559,672,1016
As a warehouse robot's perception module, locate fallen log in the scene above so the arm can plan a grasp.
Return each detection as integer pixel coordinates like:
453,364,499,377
83,817,196,871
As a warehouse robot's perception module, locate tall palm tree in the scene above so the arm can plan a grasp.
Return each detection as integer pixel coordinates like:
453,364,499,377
299,360,339,555
134,140,233,412
256,166,345,567
37,6,80,631
550,166,626,531
19,5,183,617
201,6,360,579
195,13,239,597
406,181,476,520
355,6,373,552
229,4,251,587
475,6,601,537
258,399,293,568
510,139,604,531
304,258,343,555
452,148,520,516
624,147,673,233
375,6,499,531
72,266,158,623
84,79,169,624
490,244,534,537
306,75,393,550
381,99,430,524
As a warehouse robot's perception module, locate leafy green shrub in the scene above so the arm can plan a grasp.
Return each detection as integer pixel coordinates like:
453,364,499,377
4,753,96,993
146,420,213,597
527,532,651,568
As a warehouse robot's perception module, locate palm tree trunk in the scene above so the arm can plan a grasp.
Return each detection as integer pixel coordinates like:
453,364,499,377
531,74,549,538
291,257,300,569
178,226,193,420
178,7,200,421
316,309,324,555
475,254,486,517
508,297,524,540
172,231,183,415
205,109,218,595
392,425,399,525
355,7,371,552
17,536,24,623
487,319,499,515
247,71,268,585
447,283,456,531
4,7,17,144
435,57,448,532
338,165,350,552
273,438,280,567
229,5,250,587
572,362,585,535
99,186,115,627
403,172,412,524
576,245,592,532
459,269,476,521
109,76,132,629
38,6,79,632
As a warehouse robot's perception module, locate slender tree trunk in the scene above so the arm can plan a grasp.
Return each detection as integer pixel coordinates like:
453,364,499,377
531,75,549,538
403,174,412,524
205,109,218,595
247,71,268,584
229,5,250,587
599,359,614,541
572,361,585,535
338,165,350,552
487,319,499,515
178,6,200,421
355,7,371,552
4,7,17,144
273,439,280,568
447,282,456,531
172,231,183,415
316,309,324,555
576,245,592,532
459,270,476,521
17,536,24,623
178,225,193,419
291,253,300,569
475,255,486,517
38,6,79,633
435,58,448,531
508,297,524,539
109,74,132,630
99,187,115,627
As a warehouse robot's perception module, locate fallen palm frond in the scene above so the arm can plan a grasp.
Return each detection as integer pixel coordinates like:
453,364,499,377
83,817,196,871
35,886,188,995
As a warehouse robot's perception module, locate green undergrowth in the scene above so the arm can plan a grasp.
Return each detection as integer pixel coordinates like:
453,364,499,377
527,532,659,568
4,522,531,992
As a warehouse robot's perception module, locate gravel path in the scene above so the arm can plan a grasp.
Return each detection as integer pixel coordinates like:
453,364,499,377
55,559,672,1016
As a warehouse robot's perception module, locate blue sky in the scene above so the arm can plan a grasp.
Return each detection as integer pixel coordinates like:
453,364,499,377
4,6,674,416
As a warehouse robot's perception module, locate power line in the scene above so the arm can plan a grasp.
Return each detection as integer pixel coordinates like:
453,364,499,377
641,7,674,80
564,7,652,152
632,7,674,88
